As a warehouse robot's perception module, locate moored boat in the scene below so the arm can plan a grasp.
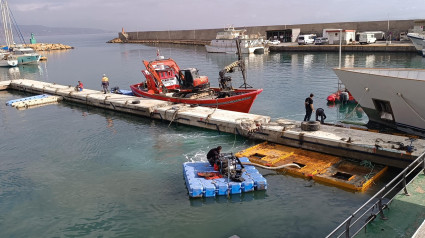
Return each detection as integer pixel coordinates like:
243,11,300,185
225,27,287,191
334,67,425,136
10,46,41,65
205,26,265,54
0,0,41,65
326,90,356,104
131,45,263,113
407,33,425,56
131,82,263,113
0,51,17,67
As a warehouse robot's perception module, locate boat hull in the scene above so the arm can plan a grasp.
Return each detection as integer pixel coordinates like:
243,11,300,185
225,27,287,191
407,33,425,55
0,59,17,67
206,45,264,54
334,68,425,136
17,55,40,65
130,83,262,113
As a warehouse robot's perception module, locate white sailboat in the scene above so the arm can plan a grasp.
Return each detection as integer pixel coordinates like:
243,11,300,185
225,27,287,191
0,0,40,65
334,67,425,136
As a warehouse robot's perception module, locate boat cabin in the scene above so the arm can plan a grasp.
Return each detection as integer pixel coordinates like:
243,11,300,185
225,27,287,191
155,67,179,89
179,68,209,89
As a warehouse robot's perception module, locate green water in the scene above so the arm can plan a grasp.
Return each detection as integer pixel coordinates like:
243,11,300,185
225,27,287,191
1,33,424,237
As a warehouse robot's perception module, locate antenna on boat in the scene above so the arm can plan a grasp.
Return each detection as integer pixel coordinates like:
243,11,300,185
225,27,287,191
236,38,252,89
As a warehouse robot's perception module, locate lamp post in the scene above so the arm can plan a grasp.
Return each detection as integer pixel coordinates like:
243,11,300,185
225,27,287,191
339,29,342,69
338,29,343,91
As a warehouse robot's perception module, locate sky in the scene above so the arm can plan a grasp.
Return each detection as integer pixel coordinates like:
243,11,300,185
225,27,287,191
9,0,425,32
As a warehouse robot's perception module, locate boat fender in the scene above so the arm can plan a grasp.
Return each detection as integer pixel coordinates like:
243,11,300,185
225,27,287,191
301,121,320,131
132,100,140,104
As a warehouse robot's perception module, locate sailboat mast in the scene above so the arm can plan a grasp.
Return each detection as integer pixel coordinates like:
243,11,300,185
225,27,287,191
1,0,14,47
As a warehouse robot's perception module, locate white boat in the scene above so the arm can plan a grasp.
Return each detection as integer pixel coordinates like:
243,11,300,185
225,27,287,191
10,45,41,65
407,33,425,56
0,0,40,65
334,68,425,136
0,51,17,67
205,27,265,54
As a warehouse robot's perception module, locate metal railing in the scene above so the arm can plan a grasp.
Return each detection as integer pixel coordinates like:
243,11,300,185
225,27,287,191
326,151,425,238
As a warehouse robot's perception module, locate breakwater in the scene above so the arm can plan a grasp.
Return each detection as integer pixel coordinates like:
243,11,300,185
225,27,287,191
27,43,74,51
115,19,414,43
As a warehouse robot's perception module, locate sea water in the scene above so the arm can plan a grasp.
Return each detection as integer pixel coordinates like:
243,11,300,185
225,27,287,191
0,33,424,237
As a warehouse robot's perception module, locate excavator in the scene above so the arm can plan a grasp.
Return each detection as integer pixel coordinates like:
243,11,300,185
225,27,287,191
141,39,250,97
217,39,252,97
142,56,209,95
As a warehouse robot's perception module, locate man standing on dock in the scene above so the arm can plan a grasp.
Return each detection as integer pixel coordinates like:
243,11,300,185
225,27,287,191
101,74,109,94
304,93,314,121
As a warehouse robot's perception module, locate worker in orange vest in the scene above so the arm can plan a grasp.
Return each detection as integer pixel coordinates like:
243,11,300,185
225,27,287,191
101,74,109,94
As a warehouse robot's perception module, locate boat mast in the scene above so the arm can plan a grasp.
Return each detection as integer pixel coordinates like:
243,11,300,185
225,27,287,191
236,38,252,89
0,0,14,47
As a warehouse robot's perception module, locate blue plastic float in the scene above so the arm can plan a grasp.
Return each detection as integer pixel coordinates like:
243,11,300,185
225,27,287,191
183,157,267,198
6,94,50,106
119,89,134,96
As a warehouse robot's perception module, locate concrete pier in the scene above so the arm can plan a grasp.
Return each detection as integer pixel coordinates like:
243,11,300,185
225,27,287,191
2,79,424,168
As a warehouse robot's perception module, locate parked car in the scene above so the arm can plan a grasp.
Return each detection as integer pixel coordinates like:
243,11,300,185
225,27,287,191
298,34,316,45
270,40,281,45
314,37,329,45
359,33,377,44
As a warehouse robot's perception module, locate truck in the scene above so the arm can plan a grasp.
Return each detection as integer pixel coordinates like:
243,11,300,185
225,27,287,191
358,33,377,44
298,34,316,45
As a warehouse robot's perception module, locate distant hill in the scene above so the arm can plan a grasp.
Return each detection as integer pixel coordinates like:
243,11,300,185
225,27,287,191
14,25,113,36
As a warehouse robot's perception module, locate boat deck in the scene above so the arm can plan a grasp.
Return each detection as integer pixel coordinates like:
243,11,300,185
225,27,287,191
355,173,425,237
236,142,388,191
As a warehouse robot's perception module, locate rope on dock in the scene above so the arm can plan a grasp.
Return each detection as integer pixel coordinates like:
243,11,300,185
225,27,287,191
167,106,181,127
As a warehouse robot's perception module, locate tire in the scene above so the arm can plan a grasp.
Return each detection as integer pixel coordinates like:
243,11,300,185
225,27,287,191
301,121,321,131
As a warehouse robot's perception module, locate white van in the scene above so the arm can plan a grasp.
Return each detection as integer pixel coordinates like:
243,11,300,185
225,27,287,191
359,33,377,44
298,34,316,45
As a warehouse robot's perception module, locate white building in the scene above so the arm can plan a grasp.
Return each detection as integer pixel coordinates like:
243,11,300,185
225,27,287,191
323,29,356,44
409,20,425,34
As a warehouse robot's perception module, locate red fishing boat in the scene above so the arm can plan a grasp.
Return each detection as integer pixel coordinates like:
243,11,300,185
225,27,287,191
130,44,263,113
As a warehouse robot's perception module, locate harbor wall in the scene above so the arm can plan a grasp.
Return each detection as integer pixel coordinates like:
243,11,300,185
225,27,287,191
119,20,415,42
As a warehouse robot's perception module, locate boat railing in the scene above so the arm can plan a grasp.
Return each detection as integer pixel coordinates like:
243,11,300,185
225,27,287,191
326,151,425,238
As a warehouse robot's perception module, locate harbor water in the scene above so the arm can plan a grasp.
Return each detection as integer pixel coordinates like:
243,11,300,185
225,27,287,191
1,33,424,237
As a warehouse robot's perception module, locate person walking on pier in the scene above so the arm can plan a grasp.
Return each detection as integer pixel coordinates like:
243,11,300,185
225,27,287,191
315,108,327,124
101,74,109,94
304,93,314,121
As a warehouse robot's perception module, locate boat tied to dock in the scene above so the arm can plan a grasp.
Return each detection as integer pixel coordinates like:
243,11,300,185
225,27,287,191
205,26,265,54
131,42,263,113
334,67,425,137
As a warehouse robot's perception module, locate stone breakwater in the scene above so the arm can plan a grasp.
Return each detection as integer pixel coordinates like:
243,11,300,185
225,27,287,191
27,43,74,51
107,37,209,46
